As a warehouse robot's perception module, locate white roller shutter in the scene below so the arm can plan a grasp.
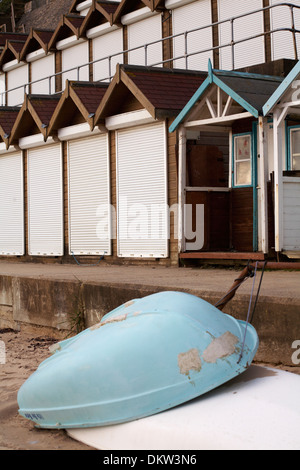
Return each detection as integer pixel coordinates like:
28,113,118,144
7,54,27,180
0,151,24,255
127,14,163,66
31,54,55,95
6,63,29,106
172,0,213,70
218,0,265,69
62,41,89,85
68,134,111,255
116,121,168,258
92,29,124,81
27,143,63,256
270,0,300,60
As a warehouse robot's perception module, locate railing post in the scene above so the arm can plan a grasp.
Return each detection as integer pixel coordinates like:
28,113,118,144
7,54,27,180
290,5,298,60
230,17,235,70
108,56,112,81
184,31,188,69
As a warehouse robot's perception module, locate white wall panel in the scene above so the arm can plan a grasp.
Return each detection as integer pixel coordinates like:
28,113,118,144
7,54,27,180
116,122,168,258
270,0,300,60
27,143,63,256
282,178,300,250
93,29,123,81
31,54,55,94
172,0,213,70
6,63,29,106
62,41,89,85
218,0,265,69
127,14,163,67
68,134,111,255
0,151,24,255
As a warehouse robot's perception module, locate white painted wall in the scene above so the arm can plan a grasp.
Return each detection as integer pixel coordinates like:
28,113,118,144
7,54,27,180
282,177,300,250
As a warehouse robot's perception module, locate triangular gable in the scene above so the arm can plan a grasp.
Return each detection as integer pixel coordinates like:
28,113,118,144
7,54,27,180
80,0,119,33
169,60,283,132
48,13,85,47
113,0,158,24
0,107,20,148
0,39,27,67
94,63,206,124
9,94,61,145
47,80,109,135
0,32,28,52
20,28,54,60
263,60,300,116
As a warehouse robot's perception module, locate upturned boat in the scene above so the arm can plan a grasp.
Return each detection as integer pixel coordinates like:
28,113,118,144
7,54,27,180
17,287,259,429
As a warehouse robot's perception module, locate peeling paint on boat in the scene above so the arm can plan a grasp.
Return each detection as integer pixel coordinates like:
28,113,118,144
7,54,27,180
178,348,202,375
202,332,239,363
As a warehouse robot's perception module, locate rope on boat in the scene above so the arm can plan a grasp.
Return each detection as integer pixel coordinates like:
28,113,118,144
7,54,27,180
214,260,267,363
237,260,267,363
214,261,255,310
249,260,267,324
71,251,106,267
238,261,258,363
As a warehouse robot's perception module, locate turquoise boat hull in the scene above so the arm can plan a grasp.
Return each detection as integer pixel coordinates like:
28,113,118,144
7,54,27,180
17,291,259,429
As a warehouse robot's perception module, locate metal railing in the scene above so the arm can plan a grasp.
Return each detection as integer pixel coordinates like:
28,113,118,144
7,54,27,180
1,2,300,107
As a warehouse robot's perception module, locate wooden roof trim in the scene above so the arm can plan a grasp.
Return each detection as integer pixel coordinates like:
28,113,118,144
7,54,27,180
0,40,26,66
47,80,99,135
0,107,20,148
47,83,71,136
20,28,53,60
68,0,81,14
9,94,61,144
68,82,95,127
80,0,114,34
9,96,30,145
94,63,156,124
48,14,85,49
0,125,10,148
113,0,156,24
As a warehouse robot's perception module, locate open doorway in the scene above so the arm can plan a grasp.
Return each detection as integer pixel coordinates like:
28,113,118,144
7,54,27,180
185,126,255,253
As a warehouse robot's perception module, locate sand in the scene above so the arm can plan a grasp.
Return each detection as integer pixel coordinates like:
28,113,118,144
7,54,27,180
0,328,93,450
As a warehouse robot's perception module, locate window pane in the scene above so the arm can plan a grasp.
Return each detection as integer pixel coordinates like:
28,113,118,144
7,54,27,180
293,155,300,170
236,161,251,186
235,136,251,161
291,130,300,156
291,130,300,170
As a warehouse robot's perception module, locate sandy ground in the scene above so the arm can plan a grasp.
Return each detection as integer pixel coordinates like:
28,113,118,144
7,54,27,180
0,328,94,450
1,327,299,451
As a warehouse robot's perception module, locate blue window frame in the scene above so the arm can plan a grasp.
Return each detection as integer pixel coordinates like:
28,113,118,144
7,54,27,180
232,132,253,187
287,125,300,171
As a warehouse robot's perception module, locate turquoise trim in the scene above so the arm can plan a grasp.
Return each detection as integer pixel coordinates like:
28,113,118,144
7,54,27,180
263,60,300,116
231,132,253,188
232,129,257,252
169,61,262,133
252,122,258,252
287,124,300,171
286,121,290,171
213,75,259,118
214,69,283,83
168,76,211,133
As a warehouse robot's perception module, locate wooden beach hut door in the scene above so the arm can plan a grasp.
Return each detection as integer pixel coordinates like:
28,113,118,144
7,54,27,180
184,128,257,253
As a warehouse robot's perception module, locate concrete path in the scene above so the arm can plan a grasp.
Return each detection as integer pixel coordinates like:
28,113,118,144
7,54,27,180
0,261,299,300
